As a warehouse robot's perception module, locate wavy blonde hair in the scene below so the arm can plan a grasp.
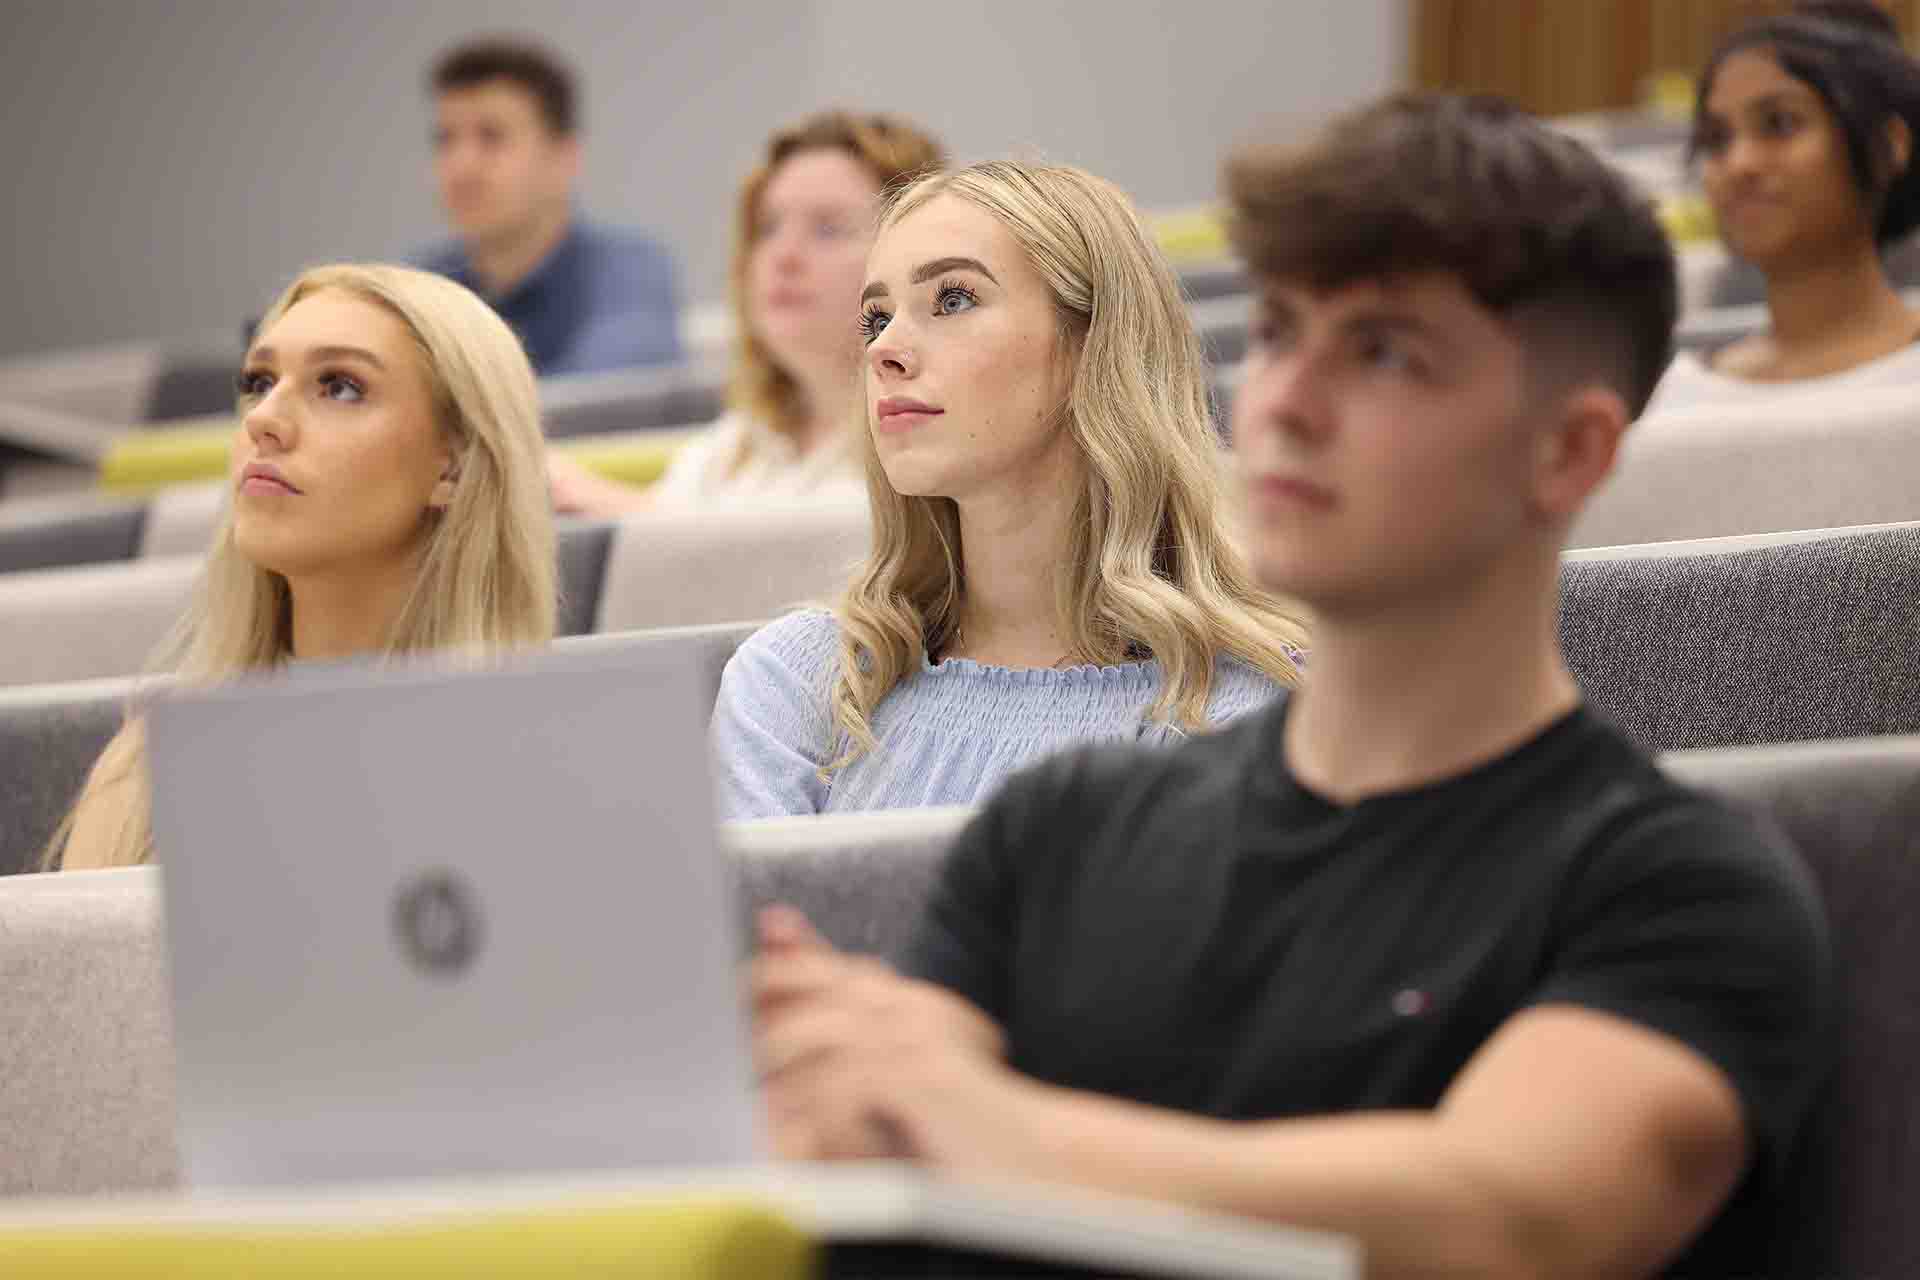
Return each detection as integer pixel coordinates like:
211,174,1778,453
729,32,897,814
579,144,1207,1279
727,110,945,445
46,263,556,870
830,161,1308,767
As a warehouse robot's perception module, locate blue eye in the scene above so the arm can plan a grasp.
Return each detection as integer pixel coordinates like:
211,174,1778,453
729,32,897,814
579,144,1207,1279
935,283,978,316
857,306,891,344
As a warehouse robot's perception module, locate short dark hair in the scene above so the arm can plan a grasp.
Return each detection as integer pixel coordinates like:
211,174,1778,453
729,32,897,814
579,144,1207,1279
1224,91,1678,418
1691,1,1920,245
431,37,577,136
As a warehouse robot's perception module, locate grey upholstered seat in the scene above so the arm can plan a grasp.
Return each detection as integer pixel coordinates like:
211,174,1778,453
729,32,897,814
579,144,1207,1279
1563,524,1920,751
0,496,147,574
1573,387,1920,548
0,675,135,877
1666,736,1920,1279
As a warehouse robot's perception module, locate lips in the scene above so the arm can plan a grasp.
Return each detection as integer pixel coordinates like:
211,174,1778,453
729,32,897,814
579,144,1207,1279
1252,473,1336,513
874,396,943,434
238,460,302,496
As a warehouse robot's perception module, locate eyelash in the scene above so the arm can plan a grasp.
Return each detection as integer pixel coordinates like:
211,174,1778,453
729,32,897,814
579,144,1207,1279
857,279,980,344
234,369,366,402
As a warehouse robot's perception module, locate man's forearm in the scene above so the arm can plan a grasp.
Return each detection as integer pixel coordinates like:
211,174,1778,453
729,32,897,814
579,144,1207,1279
993,1081,1588,1280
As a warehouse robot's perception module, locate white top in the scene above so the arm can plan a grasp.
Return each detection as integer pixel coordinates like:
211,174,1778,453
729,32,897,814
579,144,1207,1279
649,410,864,509
1645,342,1920,416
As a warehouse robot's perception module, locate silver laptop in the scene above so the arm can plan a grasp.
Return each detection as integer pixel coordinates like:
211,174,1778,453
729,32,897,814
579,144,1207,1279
146,643,760,1191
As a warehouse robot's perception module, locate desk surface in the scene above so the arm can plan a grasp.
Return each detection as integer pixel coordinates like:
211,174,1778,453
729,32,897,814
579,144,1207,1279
0,1163,1357,1280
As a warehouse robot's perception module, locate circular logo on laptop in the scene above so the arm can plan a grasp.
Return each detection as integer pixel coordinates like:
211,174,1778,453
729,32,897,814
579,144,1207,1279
393,871,482,976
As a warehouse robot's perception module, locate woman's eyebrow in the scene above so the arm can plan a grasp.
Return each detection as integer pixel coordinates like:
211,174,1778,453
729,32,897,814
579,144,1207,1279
861,256,1000,304
910,256,997,286
244,344,387,371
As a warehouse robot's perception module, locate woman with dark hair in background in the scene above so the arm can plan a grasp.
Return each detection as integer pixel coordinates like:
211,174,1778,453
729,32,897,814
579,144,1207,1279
1649,0,1920,412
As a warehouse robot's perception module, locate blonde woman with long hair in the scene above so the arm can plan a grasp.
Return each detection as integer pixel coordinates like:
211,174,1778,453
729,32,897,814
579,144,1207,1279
49,263,555,870
712,161,1307,817
549,110,944,514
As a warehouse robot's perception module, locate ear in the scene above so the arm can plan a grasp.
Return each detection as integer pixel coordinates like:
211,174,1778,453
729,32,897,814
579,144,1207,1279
1889,116,1912,178
428,450,460,511
555,133,583,189
1531,385,1630,522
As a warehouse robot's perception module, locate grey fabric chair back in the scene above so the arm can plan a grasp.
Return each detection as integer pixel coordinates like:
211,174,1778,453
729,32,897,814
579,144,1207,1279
1666,736,1920,1280
0,677,137,877
0,497,146,574
1562,525,1920,751
553,519,615,638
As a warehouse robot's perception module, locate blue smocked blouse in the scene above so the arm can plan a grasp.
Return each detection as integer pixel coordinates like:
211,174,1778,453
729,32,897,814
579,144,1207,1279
711,609,1289,819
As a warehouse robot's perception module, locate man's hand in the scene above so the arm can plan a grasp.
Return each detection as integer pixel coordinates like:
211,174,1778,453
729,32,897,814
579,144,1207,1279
749,905,1014,1161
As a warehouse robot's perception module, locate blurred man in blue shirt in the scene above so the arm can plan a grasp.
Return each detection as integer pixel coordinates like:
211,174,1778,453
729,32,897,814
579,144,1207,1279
417,37,682,377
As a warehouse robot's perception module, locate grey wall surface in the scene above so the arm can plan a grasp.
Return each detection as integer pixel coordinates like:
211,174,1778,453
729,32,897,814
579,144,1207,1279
0,1,1404,360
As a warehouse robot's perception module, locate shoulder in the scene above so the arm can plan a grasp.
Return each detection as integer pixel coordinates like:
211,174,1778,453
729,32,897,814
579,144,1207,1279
1203,655,1290,725
410,239,467,277
578,222,676,278
989,697,1279,842
1580,778,1824,924
729,608,842,683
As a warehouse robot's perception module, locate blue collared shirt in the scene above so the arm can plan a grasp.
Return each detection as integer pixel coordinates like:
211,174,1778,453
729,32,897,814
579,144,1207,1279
415,218,683,377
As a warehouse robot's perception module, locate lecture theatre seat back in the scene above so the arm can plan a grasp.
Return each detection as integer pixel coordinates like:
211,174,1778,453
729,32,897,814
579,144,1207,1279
1665,735,1920,1279
593,499,870,633
1572,386,1920,548
0,623,762,879
0,494,147,574
1,739,1914,1280
0,521,624,688
1561,523,1920,752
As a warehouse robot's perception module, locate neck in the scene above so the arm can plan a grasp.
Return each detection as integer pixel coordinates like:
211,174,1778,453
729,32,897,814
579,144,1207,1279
1764,241,1908,350
949,445,1083,668
1284,542,1580,804
467,203,571,297
286,553,425,663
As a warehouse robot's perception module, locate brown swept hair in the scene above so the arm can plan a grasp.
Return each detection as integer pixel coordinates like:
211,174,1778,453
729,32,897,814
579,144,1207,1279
828,161,1308,771
431,36,578,136
726,110,945,444
1225,91,1678,417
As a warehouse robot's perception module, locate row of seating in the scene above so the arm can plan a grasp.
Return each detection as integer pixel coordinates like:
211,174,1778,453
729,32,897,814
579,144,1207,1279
3,730,1914,1274
5,373,1917,575
4,518,1915,877
0,500,866,686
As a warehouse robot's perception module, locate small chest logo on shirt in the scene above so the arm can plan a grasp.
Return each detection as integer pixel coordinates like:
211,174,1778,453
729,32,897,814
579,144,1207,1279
1391,988,1433,1018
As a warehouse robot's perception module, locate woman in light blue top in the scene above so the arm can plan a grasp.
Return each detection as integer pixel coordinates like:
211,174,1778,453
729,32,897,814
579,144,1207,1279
713,161,1308,818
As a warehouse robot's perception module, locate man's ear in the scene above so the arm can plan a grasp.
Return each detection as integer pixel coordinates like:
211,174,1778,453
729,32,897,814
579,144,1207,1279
1532,386,1630,522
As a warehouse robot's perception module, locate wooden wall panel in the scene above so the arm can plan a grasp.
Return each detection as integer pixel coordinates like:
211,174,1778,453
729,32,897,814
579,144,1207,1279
1415,0,1920,115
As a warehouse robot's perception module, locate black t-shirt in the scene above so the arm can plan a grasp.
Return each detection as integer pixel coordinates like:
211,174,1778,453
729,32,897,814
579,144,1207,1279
903,699,1832,1279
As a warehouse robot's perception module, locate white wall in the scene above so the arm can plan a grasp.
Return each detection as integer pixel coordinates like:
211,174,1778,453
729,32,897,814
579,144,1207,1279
0,0,1404,360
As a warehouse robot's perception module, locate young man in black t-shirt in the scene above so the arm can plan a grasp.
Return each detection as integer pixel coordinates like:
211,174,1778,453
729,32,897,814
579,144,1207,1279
752,93,1831,1279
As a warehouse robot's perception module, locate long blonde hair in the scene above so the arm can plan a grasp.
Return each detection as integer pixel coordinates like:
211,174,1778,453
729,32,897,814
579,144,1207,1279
830,161,1308,767
47,263,556,869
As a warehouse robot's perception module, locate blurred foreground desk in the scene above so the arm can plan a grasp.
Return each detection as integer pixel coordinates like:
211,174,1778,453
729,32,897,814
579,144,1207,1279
0,1163,1358,1279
